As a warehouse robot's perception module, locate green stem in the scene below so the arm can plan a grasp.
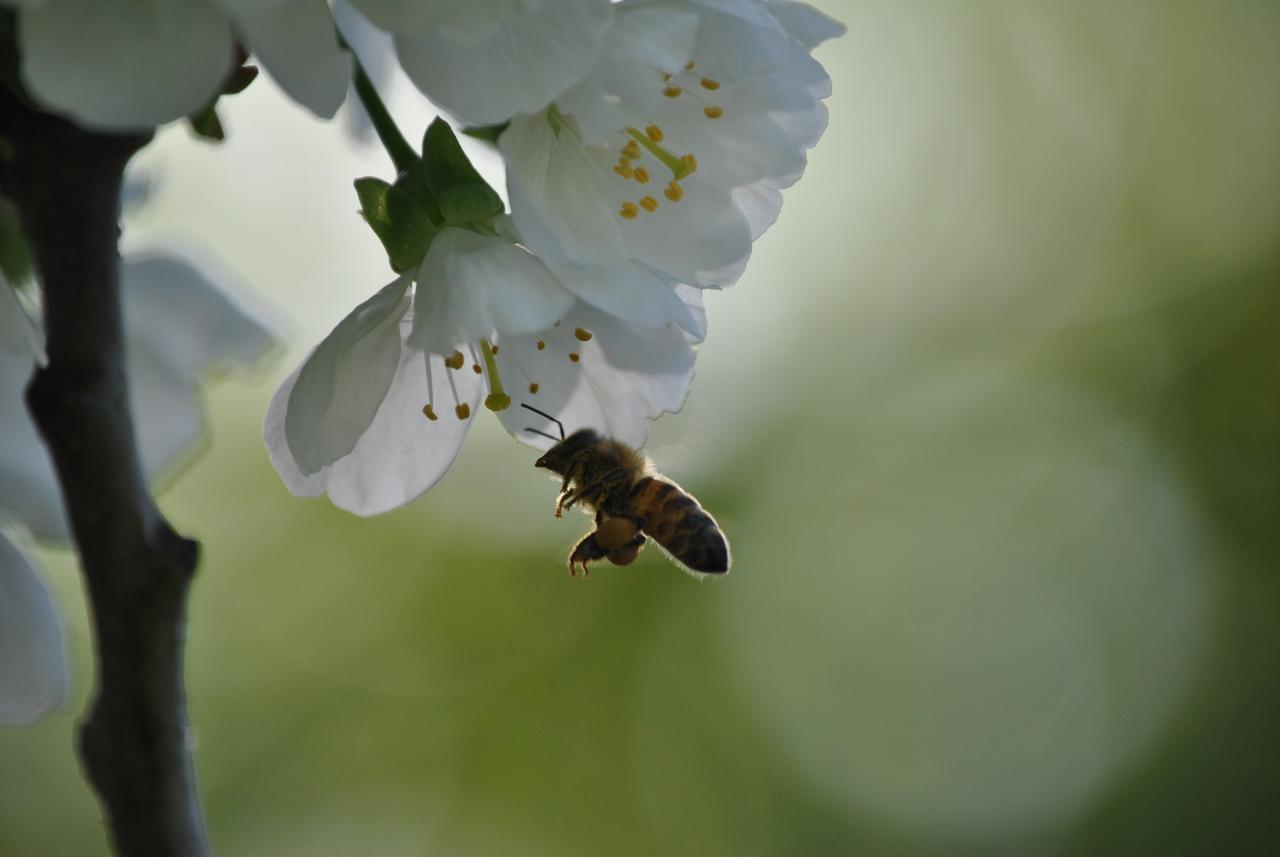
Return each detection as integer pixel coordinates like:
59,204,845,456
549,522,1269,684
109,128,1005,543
351,53,417,174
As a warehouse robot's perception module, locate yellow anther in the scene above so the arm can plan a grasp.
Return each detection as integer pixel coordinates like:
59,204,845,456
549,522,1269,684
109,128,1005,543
484,392,511,412
574,327,593,342
681,153,698,173
491,345,499,354
704,106,724,119
455,403,471,420
622,140,641,159
663,86,683,98
529,383,540,394
700,77,721,91
422,404,438,421
633,166,650,184
569,352,581,363
685,60,696,70
662,72,672,82
664,181,684,202
613,164,634,178
646,124,664,142
620,202,639,219
639,195,659,212
444,350,464,370
536,340,546,350
472,364,482,374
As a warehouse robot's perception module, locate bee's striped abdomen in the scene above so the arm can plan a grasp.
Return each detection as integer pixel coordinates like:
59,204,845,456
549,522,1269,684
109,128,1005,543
629,477,730,574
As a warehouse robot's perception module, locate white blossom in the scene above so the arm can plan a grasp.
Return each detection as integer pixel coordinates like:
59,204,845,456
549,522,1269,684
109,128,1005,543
265,228,701,515
7,0,351,130
501,0,843,301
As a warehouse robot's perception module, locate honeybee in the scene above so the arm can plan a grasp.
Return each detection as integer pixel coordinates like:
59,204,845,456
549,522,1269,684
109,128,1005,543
522,405,730,578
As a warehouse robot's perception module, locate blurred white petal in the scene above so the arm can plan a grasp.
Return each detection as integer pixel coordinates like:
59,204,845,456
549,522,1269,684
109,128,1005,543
0,349,65,542
231,0,351,119
0,533,68,725
17,0,235,130
386,0,614,125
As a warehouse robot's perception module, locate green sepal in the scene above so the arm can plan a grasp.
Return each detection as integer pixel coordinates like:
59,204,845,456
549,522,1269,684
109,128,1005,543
410,118,504,228
0,199,34,287
188,106,225,142
354,177,438,273
461,122,509,147
223,64,260,96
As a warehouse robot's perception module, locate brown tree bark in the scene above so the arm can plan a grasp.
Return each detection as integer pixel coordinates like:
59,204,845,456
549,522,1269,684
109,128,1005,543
2,41,213,857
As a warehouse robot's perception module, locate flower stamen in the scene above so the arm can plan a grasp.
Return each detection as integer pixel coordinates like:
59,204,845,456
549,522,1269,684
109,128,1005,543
625,127,694,180
480,339,511,412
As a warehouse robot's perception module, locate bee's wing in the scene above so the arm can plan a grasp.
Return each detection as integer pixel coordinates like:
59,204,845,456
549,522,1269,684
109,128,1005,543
630,477,731,576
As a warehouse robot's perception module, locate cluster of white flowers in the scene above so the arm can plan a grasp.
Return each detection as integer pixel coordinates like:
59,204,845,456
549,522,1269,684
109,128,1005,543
268,0,843,515
1,0,841,516
0,259,275,724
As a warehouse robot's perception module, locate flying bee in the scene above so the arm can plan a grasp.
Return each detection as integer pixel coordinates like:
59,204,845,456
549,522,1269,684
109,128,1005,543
522,405,731,578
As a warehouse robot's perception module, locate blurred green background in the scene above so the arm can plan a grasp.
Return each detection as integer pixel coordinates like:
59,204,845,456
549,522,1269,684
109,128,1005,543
3,1,1279,854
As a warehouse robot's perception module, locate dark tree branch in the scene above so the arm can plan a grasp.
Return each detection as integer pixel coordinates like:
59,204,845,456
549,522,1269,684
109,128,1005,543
2,52,212,857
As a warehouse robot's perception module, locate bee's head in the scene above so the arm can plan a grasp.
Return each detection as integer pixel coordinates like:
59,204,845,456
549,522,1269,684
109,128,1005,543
534,429,602,475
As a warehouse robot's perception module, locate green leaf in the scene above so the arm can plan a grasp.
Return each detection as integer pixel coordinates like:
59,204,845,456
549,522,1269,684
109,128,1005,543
355,177,438,273
411,118,504,227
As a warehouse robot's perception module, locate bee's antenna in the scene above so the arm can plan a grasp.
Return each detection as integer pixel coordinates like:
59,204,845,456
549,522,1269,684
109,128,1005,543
520,403,565,440
524,427,560,443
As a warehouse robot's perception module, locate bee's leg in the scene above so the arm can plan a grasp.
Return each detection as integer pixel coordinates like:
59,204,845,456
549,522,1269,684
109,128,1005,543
568,531,609,578
564,468,630,515
554,476,574,518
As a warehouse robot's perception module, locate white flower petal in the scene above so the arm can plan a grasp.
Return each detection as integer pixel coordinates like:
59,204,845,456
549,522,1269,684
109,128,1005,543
502,113,629,267
764,0,847,48
128,349,205,489
232,0,352,119
616,172,753,287
18,0,235,130
391,0,614,125
0,349,66,542
496,301,696,450
122,253,277,382
283,276,411,475
409,229,574,355
0,533,69,725
0,278,43,360
672,0,795,82
506,181,699,332
350,0,507,34
266,319,485,515
553,5,699,146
